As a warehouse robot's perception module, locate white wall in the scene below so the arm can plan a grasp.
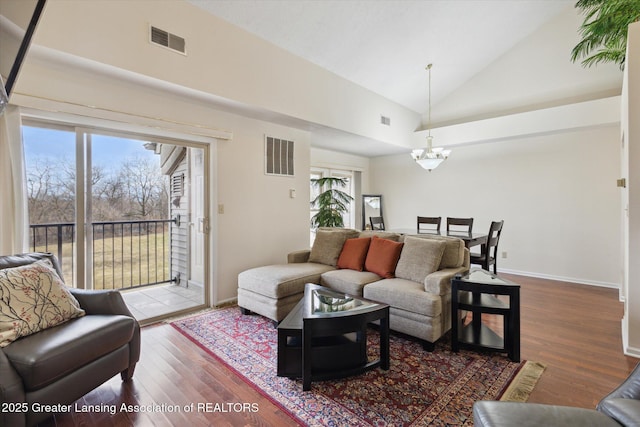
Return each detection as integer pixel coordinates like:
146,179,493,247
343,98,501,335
371,125,622,287
216,117,311,302
431,6,622,127
14,52,312,305
623,21,640,357
28,0,420,150
311,147,370,176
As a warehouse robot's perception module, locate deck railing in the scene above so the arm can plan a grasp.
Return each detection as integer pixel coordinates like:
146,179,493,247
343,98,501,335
29,219,174,290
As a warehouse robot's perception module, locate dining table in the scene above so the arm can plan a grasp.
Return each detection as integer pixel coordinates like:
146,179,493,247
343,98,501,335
386,229,488,250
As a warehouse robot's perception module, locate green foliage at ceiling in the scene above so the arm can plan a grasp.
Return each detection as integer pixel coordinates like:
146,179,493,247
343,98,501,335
571,0,640,70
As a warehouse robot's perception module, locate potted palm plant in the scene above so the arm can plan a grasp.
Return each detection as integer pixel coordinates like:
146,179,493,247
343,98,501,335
310,176,353,228
571,0,640,70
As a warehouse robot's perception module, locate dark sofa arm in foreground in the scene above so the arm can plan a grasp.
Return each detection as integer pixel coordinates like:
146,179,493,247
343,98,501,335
0,252,140,427
0,349,27,427
473,363,640,427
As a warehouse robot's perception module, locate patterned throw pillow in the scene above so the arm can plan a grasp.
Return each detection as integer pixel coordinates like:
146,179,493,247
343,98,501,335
0,259,85,347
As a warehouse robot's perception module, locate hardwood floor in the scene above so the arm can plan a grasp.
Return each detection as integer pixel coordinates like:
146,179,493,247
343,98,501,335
503,273,637,408
40,274,637,426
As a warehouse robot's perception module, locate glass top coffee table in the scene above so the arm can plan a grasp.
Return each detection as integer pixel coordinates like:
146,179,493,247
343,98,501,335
277,283,390,391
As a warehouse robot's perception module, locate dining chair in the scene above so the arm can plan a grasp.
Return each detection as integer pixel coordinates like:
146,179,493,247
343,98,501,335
370,216,385,231
470,220,504,274
447,217,474,234
417,216,441,233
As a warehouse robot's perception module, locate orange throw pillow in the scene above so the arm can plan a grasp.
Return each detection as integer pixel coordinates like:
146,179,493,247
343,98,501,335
365,236,404,279
337,237,371,271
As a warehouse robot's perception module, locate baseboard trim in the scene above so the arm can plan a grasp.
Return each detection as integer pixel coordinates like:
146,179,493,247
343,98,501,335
498,268,620,290
623,345,640,358
216,296,237,307
621,318,640,359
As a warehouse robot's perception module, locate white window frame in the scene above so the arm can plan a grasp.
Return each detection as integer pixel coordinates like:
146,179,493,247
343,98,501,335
22,118,210,299
310,167,355,244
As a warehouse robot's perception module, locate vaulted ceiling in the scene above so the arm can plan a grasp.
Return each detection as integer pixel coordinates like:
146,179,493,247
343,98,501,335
188,0,575,117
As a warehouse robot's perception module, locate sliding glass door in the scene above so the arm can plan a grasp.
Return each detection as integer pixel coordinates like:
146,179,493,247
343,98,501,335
22,121,208,321
23,125,77,284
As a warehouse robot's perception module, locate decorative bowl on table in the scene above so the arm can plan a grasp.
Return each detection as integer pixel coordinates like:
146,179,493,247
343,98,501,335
313,289,354,312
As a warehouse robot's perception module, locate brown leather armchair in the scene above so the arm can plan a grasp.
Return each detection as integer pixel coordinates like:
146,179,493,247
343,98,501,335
0,253,140,427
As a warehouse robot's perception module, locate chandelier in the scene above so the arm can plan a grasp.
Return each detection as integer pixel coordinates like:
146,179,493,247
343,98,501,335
411,64,450,171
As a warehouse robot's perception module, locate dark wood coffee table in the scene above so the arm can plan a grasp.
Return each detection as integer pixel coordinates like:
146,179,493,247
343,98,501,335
277,283,390,391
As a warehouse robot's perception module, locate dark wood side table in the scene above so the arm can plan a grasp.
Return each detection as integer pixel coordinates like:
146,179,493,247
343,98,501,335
451,269,520,362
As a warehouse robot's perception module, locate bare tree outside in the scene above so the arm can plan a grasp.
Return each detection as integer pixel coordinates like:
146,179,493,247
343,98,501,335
24,131,171,290
26,155,168,224
118,156,167,219
27,157,72,224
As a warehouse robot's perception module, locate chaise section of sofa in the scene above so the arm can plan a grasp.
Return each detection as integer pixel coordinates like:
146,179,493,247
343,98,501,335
238,262,335,322
237,228,358,322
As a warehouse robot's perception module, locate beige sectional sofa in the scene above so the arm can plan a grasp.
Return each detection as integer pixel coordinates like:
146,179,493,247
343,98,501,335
237,228,469,350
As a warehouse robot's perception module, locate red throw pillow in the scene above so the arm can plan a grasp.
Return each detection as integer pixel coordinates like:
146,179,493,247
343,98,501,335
364,236,404,279
337,237,371,271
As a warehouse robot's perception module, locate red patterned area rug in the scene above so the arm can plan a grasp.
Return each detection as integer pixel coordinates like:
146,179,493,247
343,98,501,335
170,306,545,426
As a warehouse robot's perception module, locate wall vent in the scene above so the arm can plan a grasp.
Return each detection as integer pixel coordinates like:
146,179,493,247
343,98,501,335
265,136,294,176
150,26,186,55
171,173,184,196
380,115,391,126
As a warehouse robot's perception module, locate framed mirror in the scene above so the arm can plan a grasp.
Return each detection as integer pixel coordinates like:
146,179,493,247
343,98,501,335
362,194,383,230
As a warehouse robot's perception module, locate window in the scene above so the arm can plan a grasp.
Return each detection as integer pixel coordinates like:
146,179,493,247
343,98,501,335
310,167,355,244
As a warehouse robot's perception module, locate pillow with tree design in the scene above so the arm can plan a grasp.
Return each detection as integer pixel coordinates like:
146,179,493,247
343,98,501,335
0,259,85,347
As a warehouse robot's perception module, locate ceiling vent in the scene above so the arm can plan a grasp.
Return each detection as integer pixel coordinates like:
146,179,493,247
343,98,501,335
380,115,391,126
150,26,186,55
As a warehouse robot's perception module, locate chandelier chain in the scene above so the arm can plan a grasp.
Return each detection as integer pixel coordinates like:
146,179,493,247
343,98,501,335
427,63,432,138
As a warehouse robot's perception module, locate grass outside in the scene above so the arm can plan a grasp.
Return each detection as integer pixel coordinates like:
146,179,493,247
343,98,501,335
33,232,171,290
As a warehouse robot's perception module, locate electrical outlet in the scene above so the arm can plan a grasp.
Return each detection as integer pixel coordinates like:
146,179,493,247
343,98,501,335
218,204,224,214
502,251,507,259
